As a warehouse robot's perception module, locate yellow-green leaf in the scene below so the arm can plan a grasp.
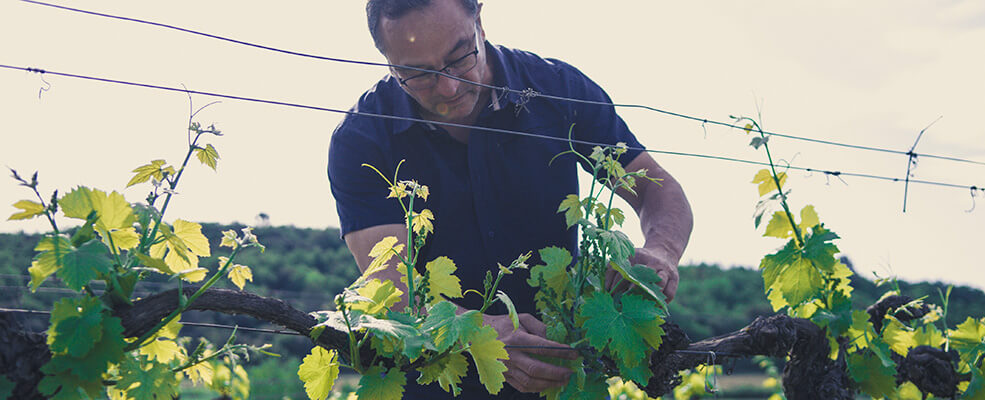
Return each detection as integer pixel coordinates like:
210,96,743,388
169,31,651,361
913,324,945,348
228,264,253,291
363,236,403,281
799,205,820,231
126,160,169,187
28,260,57,292
140,338,183,363
350,279,402,315
177,267,208,283
882,318,917,356
173,219,210,257
184,353,215,385
90,190,135,232
195,144,220,170
763,211,795,239
59,186,95,219
467,325,509,394
107,228,140,251
425,257,462,306
8,200,45,220
220,230,238,248
29,236,72,291
417,352,468,396
949,317,985,352
411,209,434,236
752,169,788,196
298,346,340,400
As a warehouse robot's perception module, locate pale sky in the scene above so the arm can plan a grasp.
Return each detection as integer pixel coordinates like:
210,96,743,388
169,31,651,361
1,1,983,291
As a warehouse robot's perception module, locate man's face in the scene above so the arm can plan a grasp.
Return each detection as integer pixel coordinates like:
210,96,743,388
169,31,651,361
380,0,490,122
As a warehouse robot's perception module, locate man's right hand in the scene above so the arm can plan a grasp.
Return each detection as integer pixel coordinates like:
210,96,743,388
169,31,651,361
484,313,577,393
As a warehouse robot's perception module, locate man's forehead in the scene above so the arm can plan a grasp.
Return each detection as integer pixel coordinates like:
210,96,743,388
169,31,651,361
380,1,475,65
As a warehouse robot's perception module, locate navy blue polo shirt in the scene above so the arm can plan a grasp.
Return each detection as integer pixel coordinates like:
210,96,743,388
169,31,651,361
327,42,644,399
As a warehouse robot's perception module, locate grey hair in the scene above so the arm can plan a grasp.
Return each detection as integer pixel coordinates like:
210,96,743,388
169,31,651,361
366,0,479,52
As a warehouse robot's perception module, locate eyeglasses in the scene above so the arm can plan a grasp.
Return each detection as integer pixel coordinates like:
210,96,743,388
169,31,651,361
394,32,481,91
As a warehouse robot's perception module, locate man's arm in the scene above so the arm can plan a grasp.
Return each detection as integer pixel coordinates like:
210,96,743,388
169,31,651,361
343,225,575,392
605,152,693,302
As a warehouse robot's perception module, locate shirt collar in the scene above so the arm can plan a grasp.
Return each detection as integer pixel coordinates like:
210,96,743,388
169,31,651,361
386,41,524,135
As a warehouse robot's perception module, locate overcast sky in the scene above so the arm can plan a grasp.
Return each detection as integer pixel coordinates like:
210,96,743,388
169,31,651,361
1,1,983,292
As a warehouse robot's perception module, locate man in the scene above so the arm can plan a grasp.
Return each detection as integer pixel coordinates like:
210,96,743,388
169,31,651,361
327,0,693,398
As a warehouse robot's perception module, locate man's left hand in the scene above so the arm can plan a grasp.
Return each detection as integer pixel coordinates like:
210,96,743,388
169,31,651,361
604,247,680,302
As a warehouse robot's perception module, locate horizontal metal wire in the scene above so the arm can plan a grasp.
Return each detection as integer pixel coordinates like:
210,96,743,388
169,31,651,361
17,0,985,167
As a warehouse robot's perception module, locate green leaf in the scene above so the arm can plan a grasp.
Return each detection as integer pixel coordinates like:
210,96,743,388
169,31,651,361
759,240,798,290
116,354,180,400
847,352,896,398
557,194,584,228
421,301,481,353
620,294,666,350
47,297,104,357
846,310,875,351
528,247,572,293
949,317,985,353
467,325,509,394
57,239,113,291
59,186,95,219
417,352,468,396
356,366,405,400
777,258,823,306
195,144,220,170
802,224,840,274
41,315,125,383
495,290,520,332
610,261,668,310
578,292,650,368
298,347,340,400
8,199,45,220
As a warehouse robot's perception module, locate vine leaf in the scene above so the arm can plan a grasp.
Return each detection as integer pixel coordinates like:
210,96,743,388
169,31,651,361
350,279,403,315
139,317,184,363
557,194,584,228
58,239,112,291
8,199,45,220
356,366,405,400
126,159,173,187
116,354,180,400
467,325,509,394
90,190,136,232
195,144,220,170
59,186,95,219
778,258,823,307
847,352,896,399
28,235,72,291
578,292,656,368
421,301,481,353
298,346,340,400
528,247,572,294
47,297,104,357
39,315,125,398
752,169,788,196
417,352,468,396
763,211,795,239
882,317,917,356
610,260,668,311
425,256,463,306
495,290,520,331
227,262,254,291
802,224,840,273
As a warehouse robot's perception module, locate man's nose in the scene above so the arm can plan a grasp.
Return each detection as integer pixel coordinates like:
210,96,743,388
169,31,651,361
434,73,460,98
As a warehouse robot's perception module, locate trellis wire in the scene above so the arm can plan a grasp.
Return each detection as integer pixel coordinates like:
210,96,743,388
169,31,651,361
2,63,982,196
17,0,985,168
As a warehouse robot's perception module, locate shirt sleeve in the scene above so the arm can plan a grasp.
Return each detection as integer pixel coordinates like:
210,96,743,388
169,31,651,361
327,122,406,239
553,60,646,170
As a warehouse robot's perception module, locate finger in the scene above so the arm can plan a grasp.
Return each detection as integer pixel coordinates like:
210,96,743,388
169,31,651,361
505,331,578,360
504,365,568,393
507,350,573,385
664,270,679,302
518,313,547,338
